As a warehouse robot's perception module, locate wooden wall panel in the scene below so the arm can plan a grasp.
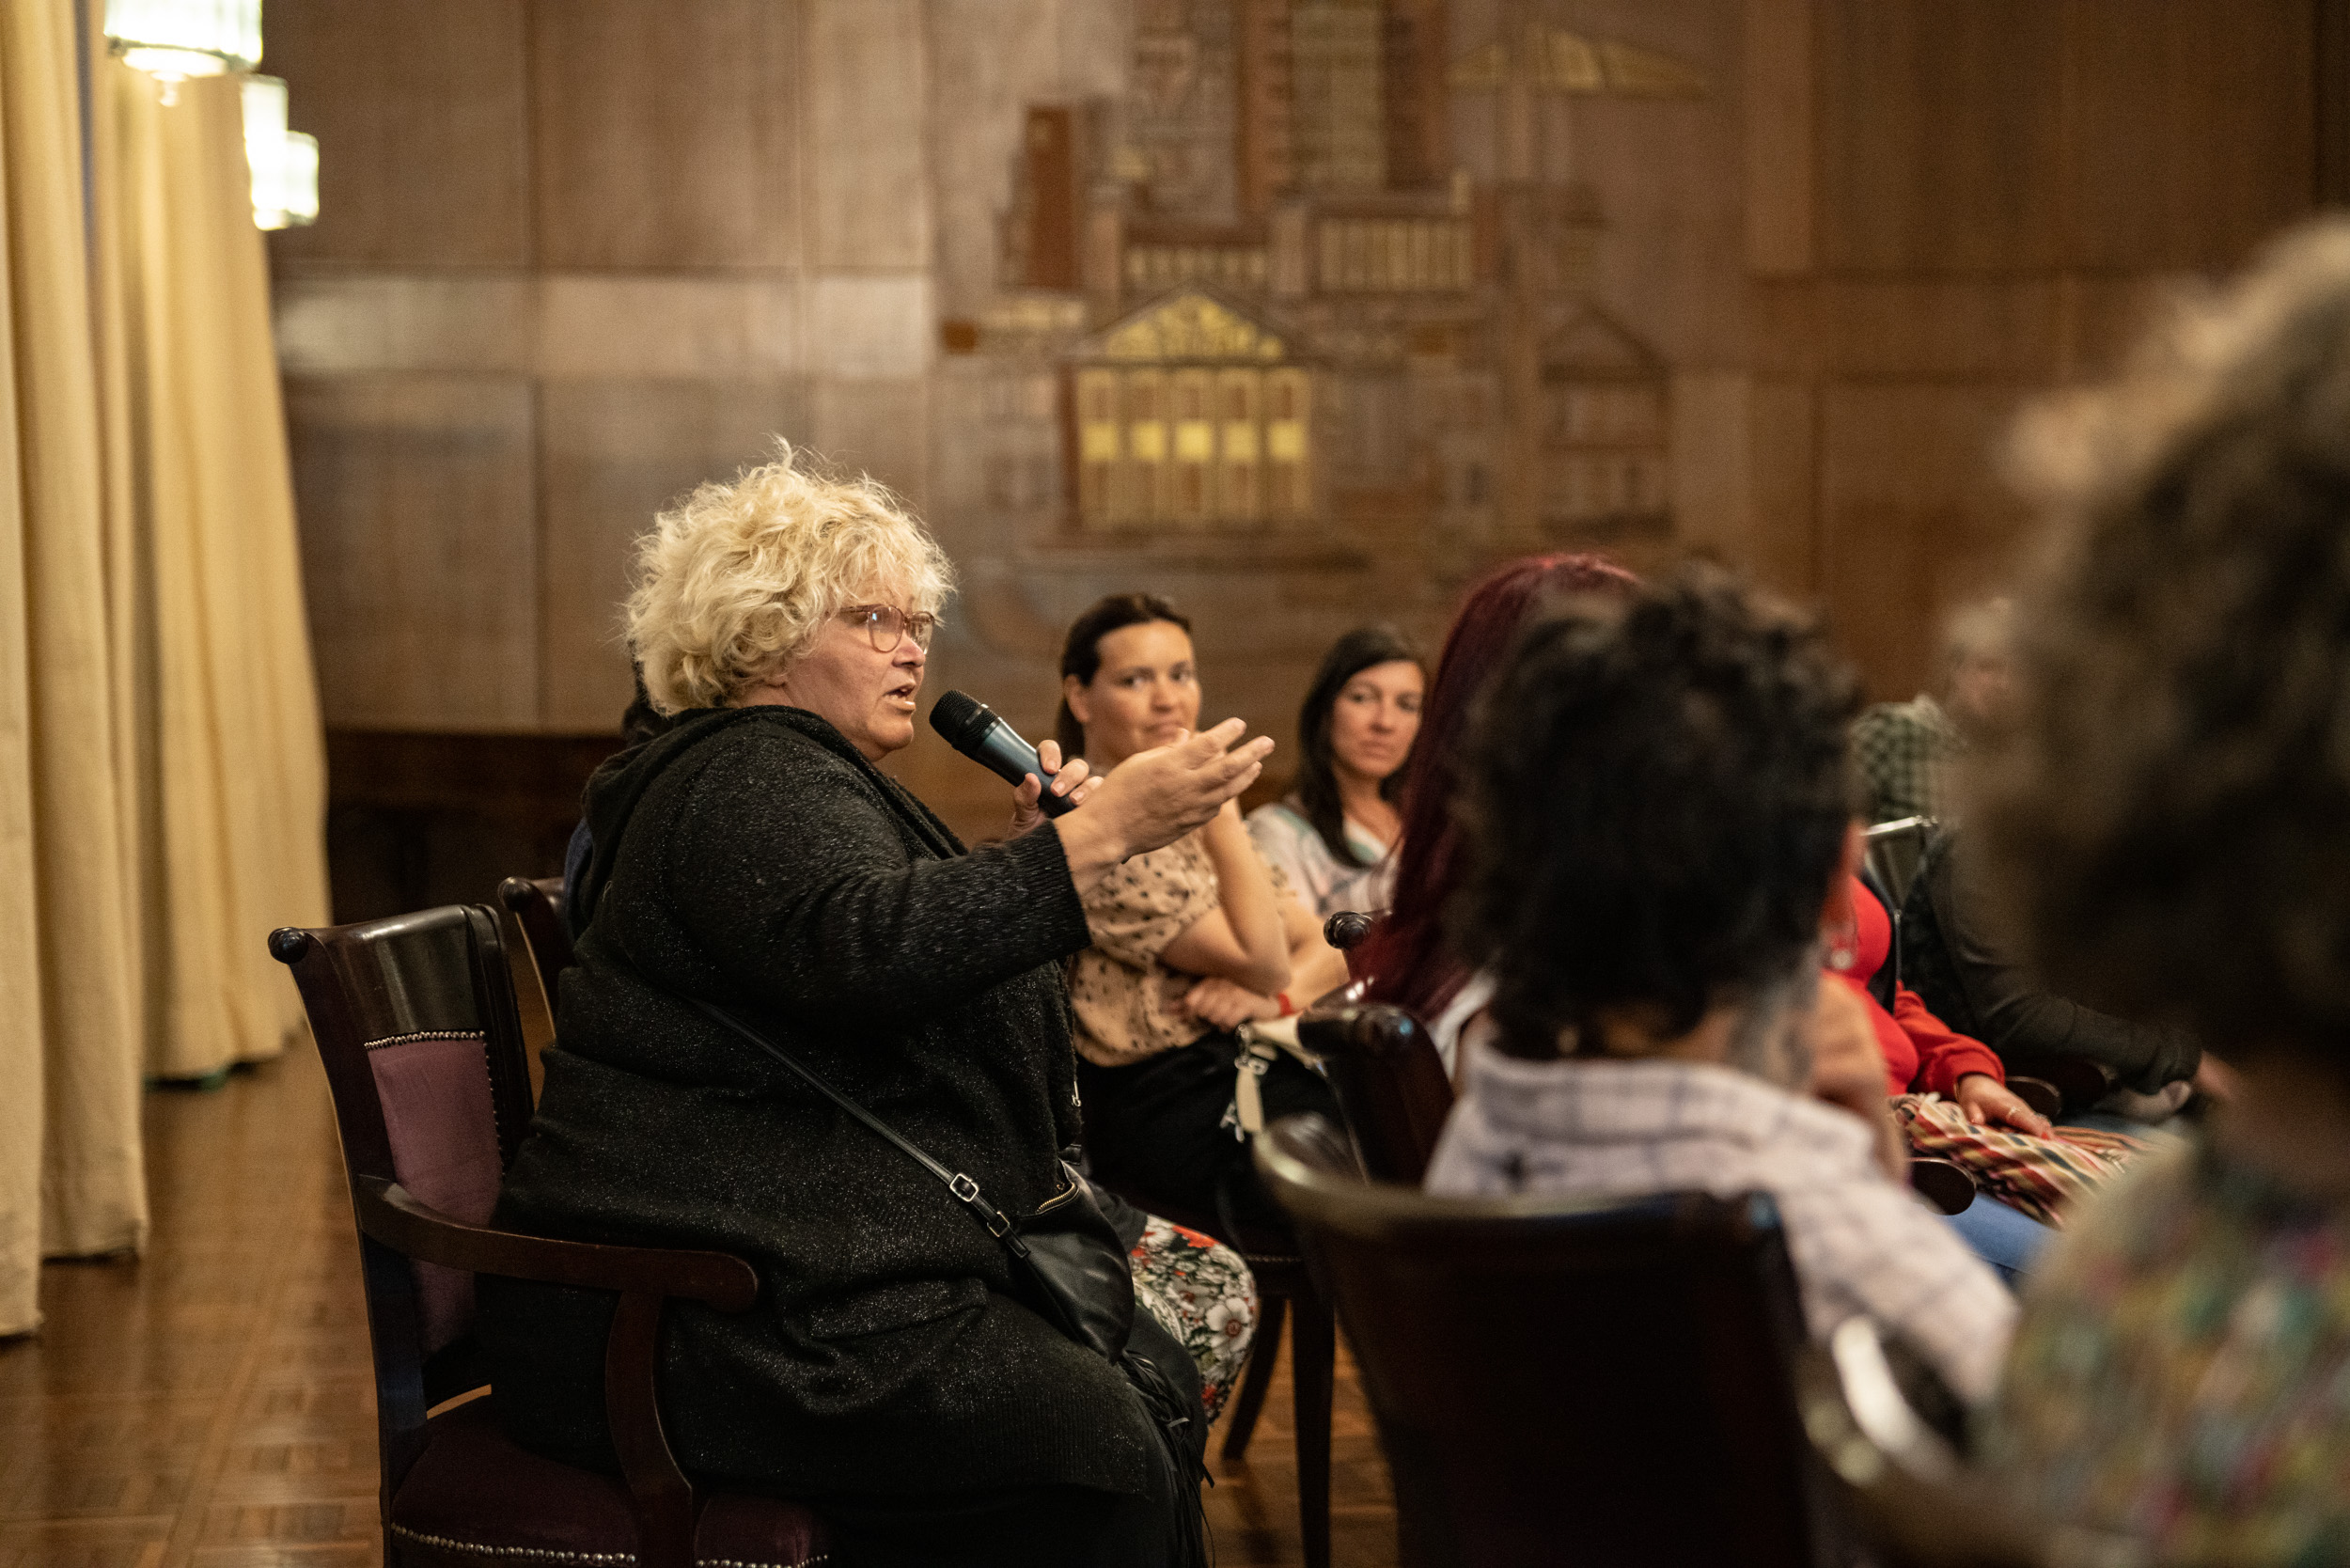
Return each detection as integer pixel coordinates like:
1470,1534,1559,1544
807,0,931,269
812,378,932,512
530,0,803,269
1818,383,2034,698
1814,0,2066,274
288,376,539,730
263,0,530,267
537,381,811,732
2065,0,2315,271
1747,381,1820,602
1744,0,1813,275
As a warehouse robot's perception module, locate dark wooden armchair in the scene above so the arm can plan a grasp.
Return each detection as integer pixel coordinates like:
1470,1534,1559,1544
1258,1113,1847,1567
270,905,828,1568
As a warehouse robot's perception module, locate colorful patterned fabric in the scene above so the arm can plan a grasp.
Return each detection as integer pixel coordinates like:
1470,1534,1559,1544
1131,1214,1258,1421
1851,694,1962,824
1985,1139,2350,1564
1894,1091,2146,1226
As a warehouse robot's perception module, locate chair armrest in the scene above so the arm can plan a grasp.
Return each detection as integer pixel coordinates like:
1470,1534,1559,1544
1908,1158,1976,1216
2003,1055,2115,1117
2006,1076,2062,1121
352,1175,760,1312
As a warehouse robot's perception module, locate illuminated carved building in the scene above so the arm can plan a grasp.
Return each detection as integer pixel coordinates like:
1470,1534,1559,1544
953,0,1706,591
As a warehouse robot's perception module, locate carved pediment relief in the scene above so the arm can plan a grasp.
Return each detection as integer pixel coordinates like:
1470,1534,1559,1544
1091,289,1288,364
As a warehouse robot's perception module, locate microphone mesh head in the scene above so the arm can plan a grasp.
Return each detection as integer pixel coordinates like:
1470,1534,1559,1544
928,689,988,747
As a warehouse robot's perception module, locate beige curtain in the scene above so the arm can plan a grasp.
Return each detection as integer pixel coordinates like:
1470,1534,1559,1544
0,7,330,1335
0,0,149,1337
100,62,329,1080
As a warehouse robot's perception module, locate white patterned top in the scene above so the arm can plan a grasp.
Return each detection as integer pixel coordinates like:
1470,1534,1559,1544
1427,1049,2016,1403
1246,799,1395,919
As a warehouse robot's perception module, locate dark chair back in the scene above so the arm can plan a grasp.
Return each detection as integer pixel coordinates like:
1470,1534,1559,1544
498,875,574,1025
269,906,538,1483
274,906,817,1568
1864,816,1936,917
1300,1000,1454,1184
1258,1114,1842,1568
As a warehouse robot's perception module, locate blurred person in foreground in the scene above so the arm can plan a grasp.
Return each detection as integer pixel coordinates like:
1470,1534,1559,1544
1246,625,1426,919
1850,594,2017,824
1976,221,2350,1560
1355,553,1638,1074
1425,571,2013,1403
479,450,1263,1567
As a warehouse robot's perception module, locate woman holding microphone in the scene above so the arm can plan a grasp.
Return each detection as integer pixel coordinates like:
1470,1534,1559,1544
479,450,1256,1568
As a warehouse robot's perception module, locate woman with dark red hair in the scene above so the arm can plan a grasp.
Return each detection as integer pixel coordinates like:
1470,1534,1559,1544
1359,553,1638,1065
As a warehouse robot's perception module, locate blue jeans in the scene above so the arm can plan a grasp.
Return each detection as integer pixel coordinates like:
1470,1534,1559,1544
1943,1197,2051,1287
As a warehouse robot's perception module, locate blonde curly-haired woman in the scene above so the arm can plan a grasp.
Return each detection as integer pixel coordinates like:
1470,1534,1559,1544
478,447,1260,1568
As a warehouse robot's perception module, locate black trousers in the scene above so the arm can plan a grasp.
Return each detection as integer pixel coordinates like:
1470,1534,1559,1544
811,1307,1200,1568
1078,1032,1341,1238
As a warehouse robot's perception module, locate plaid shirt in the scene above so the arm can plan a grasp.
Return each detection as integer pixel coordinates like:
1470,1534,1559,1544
1851,694,1962,823
1427,1051,2016,1403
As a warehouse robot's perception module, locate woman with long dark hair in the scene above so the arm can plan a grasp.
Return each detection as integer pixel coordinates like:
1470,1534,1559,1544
1056,593,1350,1236
1246,625,1425,918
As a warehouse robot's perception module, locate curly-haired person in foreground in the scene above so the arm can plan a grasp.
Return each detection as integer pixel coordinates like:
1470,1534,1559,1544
1424,569,2014,1403
1977,220,2350,1561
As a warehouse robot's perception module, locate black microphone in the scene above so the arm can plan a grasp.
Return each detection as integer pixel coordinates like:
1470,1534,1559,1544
929,690,1077,816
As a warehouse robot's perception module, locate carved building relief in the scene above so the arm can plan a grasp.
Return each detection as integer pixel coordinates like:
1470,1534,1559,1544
950,0,1708,598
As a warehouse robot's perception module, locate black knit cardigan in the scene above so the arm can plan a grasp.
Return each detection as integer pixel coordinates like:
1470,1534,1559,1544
478,706,1163,1500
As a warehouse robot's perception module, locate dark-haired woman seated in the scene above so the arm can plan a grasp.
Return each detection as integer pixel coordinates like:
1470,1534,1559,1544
1057,594,1350,1235
1246,626,1424,919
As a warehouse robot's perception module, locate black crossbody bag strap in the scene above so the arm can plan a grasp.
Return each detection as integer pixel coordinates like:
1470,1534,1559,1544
685,996,1031,1258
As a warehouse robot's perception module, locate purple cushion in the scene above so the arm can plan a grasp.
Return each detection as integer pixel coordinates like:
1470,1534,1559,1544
367,1031,503,1355
391,1399,830,1566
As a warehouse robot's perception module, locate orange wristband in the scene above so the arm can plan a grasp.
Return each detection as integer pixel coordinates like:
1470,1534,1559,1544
1277,991,1294,1018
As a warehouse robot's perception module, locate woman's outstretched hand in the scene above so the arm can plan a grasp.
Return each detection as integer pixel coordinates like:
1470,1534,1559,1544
1008,740,1097,837
1052,719,1276,897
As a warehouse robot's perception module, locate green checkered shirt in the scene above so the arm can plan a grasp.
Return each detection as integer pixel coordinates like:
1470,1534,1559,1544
1851,695,1962,823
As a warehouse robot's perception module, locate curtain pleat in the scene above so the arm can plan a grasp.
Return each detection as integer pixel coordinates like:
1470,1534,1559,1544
102,64,328,1080
1,6,331,1333
0,0,149,1337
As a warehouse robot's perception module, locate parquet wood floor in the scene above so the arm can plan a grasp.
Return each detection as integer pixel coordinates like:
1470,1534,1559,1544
0,1048,1398,1568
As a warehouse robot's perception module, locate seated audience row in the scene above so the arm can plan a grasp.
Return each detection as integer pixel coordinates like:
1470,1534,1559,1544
479,216,2350,1564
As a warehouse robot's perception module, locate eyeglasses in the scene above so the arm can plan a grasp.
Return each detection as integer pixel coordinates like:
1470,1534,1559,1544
841,604,937,653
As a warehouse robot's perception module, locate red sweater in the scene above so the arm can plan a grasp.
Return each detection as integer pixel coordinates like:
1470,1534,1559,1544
1832,877,2006,1098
